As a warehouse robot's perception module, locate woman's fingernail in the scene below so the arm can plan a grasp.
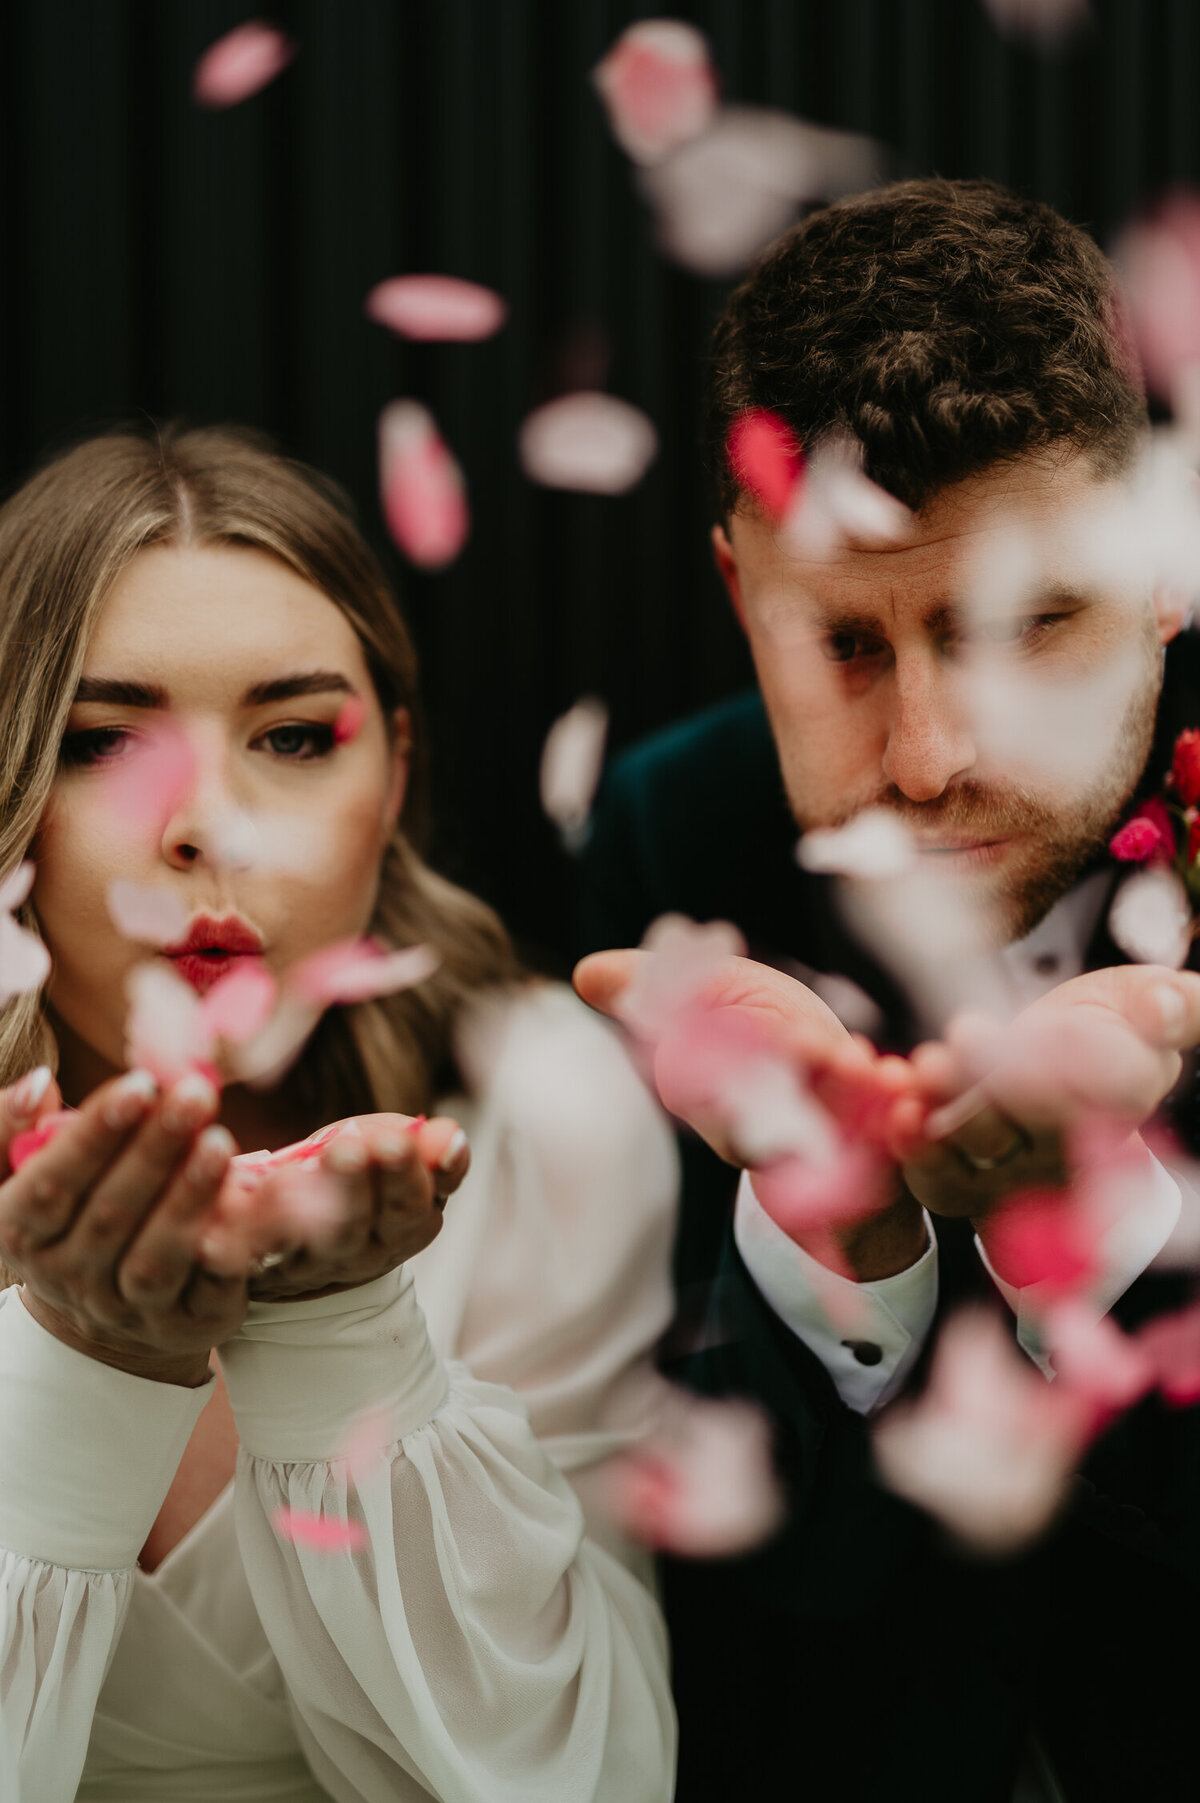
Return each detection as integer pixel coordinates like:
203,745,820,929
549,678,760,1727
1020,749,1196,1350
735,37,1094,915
9,1065,51,1118
161,1072,219,1133
1154,982,1186,1035
375,1132,410,1166
186,1124,236,1185
437,1127,468,1172
328,1135,368,1174
103,1069,159,1129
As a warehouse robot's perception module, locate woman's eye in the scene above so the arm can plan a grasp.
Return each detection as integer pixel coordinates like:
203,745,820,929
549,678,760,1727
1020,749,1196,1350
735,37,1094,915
260,722,336,760
58,727,132,768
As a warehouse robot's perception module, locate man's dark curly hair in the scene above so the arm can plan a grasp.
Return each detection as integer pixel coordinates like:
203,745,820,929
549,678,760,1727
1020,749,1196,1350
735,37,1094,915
705,177,1149,516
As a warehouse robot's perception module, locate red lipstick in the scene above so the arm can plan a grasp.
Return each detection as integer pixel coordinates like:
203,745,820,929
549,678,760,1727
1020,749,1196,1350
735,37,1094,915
162,913,265,995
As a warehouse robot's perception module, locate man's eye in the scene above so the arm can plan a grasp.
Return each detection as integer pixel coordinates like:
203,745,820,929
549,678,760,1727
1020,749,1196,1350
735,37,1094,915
970,614,1058,648
260,722,335,760
823,632,883,663
58,727,133,768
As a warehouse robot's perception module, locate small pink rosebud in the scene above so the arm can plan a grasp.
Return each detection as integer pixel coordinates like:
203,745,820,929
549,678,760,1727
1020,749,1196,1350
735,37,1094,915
1172,728,1200,807
1110,816,1166,862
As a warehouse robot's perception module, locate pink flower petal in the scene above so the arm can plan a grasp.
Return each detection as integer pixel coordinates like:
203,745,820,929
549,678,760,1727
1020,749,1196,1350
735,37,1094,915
287,936,440,1005
604,1393,783,1558
124,962,214,1087
200,960,278,1045
1043,1298,1154,1413
539,698,608,839
751,1139,893,1243
333,694,368,746
95,719,197,838
0,915,51,1006
983,1188,1100,1298
518,392,658,494
983,0,1090,42
1117,196,1200,407
225,991,323,1088
873,1306,1094,1555
1108,865,1192,967
0,863,34,914
378,401,469,570
592,20,718,166
365,275,507,342
269,1505,366,1554
1137,1299,1200,1405
10,1111,74,1171
193,21,295,109
725,409,803,521
796,809,915,880
106,879,190,947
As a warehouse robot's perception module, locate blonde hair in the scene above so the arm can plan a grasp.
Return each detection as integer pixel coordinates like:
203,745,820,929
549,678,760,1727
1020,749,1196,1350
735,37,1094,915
0,423,519,1227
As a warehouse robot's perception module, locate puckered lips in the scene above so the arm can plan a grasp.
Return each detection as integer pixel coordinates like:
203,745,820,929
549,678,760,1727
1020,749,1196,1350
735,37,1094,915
161,913,265,995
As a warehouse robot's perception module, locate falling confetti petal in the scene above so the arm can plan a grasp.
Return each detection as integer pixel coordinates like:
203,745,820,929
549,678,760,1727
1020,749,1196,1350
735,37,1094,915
518,392,658,494
125,962,214,1087
365,274,508,342
209,811,261,872
641,107,877,278
619,914,746,1041
200,960,278,1044
1043,1298,1154,1413
1137,1299,1200,1404
9,1112,74,1171
269,1505,366,1553
604,1392,783,1557
333,693,368,746
106,879,189,947
783,433,913,556
592,19,718,166
983,0,1090,44
0,864,51,1006
725,408,803,522
193,20,295,108
378,401,469,569
539,697,609,843
872,1305,1094,1556
95,719,197,839
796,809,916,880
287,936,440,1005
984,1187,1101,1297
1109,865,1192,968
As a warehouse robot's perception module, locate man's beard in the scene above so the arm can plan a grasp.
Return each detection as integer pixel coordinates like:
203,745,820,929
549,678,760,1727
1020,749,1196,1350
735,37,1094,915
793,641,1163,947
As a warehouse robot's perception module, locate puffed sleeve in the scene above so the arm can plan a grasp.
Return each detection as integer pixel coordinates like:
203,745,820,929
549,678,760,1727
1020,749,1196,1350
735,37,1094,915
218,1266,676,1803
0,1287,213,1803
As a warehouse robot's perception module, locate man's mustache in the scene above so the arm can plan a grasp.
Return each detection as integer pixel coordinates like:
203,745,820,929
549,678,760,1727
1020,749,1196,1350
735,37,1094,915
824,781,1056,839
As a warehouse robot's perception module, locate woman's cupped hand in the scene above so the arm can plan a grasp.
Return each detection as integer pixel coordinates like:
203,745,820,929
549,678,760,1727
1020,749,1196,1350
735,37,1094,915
0,1067,471,1382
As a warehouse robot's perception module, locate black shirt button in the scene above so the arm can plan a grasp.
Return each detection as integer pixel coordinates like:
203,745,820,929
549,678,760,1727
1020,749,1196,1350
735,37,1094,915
1033,953,1059,976
842,1340,883,1366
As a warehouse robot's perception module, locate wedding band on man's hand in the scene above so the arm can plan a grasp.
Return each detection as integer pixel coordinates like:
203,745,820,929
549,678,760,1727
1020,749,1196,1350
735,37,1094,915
945,1116,1033,1173
924,1084,1034,1173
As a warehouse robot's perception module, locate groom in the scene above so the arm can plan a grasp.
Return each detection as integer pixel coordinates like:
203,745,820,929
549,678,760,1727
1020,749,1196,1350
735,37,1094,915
579,177,1200,1801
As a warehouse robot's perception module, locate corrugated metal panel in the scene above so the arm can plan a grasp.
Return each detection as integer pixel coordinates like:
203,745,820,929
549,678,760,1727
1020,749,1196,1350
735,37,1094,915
1,0,1197,959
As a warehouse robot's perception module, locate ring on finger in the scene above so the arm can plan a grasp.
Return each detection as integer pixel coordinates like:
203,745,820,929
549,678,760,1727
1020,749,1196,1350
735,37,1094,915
249,1250,288,1275
946,1116,1033,1173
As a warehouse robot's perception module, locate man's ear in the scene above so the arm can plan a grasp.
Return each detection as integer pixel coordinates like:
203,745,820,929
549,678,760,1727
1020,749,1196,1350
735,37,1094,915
385,706,412,826
1153,583,1192,646
711,522,747,632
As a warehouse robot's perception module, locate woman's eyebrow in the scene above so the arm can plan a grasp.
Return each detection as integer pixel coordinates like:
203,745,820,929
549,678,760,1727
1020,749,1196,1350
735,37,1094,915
72,677,166,707
71,671,356,708
241,671,355,706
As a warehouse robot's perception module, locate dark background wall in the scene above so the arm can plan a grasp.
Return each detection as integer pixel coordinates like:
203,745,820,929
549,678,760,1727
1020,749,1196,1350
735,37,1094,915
2,0,1198,969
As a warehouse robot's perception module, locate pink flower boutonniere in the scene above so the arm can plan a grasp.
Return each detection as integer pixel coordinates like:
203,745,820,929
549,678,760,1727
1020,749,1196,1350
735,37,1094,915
1111,732,1200,877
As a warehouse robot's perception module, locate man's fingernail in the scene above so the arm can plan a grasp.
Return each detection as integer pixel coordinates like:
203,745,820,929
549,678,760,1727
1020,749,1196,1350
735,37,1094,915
437,1127,468,1172
9,1065,51,1117
1154,983,1186,1034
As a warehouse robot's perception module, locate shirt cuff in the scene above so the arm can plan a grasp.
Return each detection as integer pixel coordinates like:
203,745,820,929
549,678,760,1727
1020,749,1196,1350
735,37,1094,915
0,1289,213,1570
976,1144,1182,1375
733,1172,938,1415
219,1264,448,1462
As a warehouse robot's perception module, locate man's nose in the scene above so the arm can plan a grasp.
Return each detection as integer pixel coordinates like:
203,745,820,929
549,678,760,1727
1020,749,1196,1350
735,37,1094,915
880,654,976,803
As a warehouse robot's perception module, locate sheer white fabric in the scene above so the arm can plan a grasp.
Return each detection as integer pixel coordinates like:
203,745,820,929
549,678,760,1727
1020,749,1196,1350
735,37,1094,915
0,985,678,1802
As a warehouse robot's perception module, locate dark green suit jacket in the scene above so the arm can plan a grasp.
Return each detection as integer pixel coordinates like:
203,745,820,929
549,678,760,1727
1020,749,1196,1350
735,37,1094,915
581,639,1200,1803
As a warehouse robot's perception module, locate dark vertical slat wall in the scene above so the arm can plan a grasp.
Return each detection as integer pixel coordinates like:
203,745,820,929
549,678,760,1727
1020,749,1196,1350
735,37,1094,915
2,0,1199,965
